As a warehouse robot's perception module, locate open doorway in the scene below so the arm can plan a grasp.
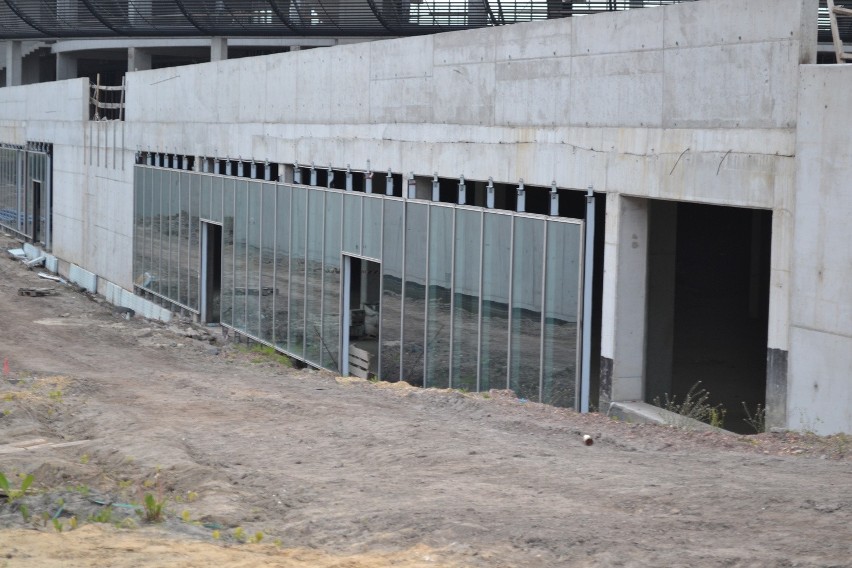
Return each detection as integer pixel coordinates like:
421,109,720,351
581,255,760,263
201,222,222,324
342,256,381,379
645,201,771,433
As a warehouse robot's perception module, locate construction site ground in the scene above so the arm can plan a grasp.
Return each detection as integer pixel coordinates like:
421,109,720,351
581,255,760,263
0,238,850,568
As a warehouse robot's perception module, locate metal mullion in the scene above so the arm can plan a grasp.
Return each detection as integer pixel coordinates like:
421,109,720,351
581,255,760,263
271,183,278,347
44,153,51,249
177,173,182,306
448,207,457,389
302,188,308,356
338,189,345,373
244,182,250,334
538,220,548,404
377,196,385,379
319,190,326,367
399,199,407,382
286,184,293,352
258,182,265,341
158,168,165,297
506,215,515,390
231,178,237,330
476,209,484,393
422,204,431,387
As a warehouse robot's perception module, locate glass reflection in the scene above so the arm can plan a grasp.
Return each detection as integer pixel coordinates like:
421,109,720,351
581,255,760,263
510,217,545,401
451,208,481,391
479,212,511,391
259,183,276,344
288,186,307,357
322,192,342,371
273,185,291,348
425,205,452,388
305,190,324,365
380,199,404,382
402,202,427,387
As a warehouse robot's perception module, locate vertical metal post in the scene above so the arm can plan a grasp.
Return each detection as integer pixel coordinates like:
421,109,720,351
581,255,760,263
250,161,257,179
365,160,372,193
345,165,353,191
506,215,515,390
458,175,466,206
342,255,351,375
516,179,526,213
538,220,548,403
407,172,416,199
550,181,559,216
475,209,484,392
294,161,301,184
385,168,393,196
264,161,271,181
327,164,334,188
237,159,244,178
448,206,457,389
580,187,596,413
310,163,317,186
431,173,439,202
486,177,494,209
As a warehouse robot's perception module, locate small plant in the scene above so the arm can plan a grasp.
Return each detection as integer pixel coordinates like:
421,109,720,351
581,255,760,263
19,504,30,523
249,531,264,544
69,516,78,530
48,389,63,402
212,530,221,540
742,402,766,434
139,493,165,523
273,538,282,548
481,392,490,399
233,526,246,543
367,375,380,384
0,472,34,503
79,454,89,465
181,510,191,522
52,519,63,533
89,507,113,524
653,381,726,430
186,491,198,503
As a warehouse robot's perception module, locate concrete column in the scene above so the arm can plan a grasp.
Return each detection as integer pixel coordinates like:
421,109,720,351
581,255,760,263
599,194,649,407
210,37,228,61
128,48,152,72
644,200,678,404
5,40,22,87
56,52,77,81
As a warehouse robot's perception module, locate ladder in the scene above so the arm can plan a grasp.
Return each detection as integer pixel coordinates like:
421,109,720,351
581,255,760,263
828,0,852,63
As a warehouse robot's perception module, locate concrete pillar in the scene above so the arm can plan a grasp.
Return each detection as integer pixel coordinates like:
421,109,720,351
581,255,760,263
5,40,22,87
644,200,678,404
56,52,77,81
599,194,649,408
210,37,228,62
128,48,152,72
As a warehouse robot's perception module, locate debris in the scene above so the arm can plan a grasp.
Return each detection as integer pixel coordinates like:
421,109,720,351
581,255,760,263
38,272,67,284
18,287,57,297
23,255,45,269
134,329,153,339
113,306,135,320
59,313,71,318
7,248,25,259
3,358,8,375
583,435,594,446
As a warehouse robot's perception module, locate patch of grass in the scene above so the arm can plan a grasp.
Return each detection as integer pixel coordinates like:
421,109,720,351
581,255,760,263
742,402,766,434
233,526,246,543
0,472,34,503
52,518,63,533
138,493,165,523
79,454,89,465
654,381,726,430
239,343,293,367
249,531,264,544
19,504,30,523
89,507,113,524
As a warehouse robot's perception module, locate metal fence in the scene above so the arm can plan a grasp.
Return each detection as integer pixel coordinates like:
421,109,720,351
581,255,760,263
0,142,51,248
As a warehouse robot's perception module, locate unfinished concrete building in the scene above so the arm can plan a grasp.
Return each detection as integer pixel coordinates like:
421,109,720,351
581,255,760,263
1,0,851,434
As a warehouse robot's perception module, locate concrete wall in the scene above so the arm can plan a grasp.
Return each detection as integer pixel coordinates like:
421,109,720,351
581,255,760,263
790,65,852,434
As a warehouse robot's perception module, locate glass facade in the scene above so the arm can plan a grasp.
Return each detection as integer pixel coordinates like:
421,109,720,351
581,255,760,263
133,165,584,408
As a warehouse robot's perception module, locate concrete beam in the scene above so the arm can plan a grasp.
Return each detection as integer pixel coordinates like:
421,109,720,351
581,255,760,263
51,37,346,54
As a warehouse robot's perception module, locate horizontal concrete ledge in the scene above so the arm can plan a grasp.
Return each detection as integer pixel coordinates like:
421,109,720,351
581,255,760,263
607,401,737,435
51,37,376,54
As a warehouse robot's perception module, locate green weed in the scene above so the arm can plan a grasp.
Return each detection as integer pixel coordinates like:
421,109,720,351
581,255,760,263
742,402,766,434
654,381,726,430
139,493,165,523
0,472,34,503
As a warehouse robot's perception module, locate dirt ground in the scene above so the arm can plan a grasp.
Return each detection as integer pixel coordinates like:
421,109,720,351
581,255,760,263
0,237,850,568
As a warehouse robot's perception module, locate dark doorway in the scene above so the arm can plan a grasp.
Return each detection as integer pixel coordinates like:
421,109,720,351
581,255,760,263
343,256,381,379
646,201,771,433
201,222,223,324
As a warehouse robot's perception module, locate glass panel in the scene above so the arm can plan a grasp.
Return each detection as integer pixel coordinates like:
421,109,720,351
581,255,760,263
305,189,324,365
380,199,404,382
543,221,583,408
199,174,211,220
362,195,382,259
402,202,428,387
425,205,453,388
143,168,154,291
179,172,190,307
259,183,276,344
220,178,235,326
168,171,181,302
151,169,164,296
211,175,223,223
188,173,200,310
232,180,249,331
246,181,262,338
133,167,144,285
274,185,291,348
342,192,361,255
288,186,307,357
510,216,545,402
322,192,342,371
480,212,512,391
451,208,481,391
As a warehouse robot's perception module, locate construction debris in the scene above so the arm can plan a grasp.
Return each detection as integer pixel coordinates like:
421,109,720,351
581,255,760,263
18,287,57,297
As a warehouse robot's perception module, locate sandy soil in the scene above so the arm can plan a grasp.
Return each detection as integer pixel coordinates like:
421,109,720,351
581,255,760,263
0,236,850,567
